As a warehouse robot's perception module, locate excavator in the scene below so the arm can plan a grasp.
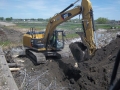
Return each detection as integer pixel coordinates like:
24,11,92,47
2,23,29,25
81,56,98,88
22,1,120,89
23,0,96,65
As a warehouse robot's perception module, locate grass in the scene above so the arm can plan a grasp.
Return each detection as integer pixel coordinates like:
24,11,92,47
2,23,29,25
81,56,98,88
95,24,120,29
0,40,23,49
15,22,47,30
95,24,111,29
66,33,79,39
15,21,120,30
15,22,82,30
58,23,82,30
0,41,11,46
12,21,120,39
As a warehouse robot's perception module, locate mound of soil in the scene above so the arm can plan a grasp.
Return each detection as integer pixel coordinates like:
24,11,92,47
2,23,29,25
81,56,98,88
0,29,8,41
61,36,120,90
0,26,23,43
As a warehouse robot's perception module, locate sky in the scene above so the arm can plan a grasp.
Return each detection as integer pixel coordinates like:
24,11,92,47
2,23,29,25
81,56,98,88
0,0,120,20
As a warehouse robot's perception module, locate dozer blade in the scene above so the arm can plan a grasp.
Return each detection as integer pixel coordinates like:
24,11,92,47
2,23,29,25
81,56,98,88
26,49,46,65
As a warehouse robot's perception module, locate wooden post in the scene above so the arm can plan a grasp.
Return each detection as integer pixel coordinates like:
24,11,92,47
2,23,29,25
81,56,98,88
10,68,20,72
8,63,21,67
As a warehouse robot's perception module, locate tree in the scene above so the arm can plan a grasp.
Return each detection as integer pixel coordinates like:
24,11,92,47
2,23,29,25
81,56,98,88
6,17,13,21
96,17,109,24
30,18,35,21
0,17,4,21
37,18,43,21
45,17,51,22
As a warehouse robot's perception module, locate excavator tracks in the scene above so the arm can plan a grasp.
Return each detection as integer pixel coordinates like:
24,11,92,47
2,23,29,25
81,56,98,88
26,49,46,65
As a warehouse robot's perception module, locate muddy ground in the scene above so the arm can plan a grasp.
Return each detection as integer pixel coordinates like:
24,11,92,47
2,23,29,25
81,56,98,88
0,25,120,90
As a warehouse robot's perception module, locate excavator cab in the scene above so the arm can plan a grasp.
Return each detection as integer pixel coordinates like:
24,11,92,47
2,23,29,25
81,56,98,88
49,30,65,50
23,28,65,51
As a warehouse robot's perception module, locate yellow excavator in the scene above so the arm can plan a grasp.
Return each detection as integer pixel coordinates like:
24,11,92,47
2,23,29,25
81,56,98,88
23,0,96,65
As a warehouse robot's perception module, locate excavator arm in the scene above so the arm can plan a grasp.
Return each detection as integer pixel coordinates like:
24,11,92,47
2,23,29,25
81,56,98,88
81,0,96,55
67,0,96,64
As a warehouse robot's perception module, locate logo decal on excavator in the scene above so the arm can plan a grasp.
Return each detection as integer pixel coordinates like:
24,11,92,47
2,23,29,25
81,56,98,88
61,13,72,19
56,17,60,21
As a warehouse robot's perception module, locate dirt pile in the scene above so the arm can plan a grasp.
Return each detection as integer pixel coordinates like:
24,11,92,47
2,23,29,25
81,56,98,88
60,35,120,90
0,28,8,42
0,26,23,44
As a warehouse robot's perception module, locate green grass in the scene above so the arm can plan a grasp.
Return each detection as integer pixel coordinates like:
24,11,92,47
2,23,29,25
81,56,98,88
0,41,11,46
15,22,120,31
15,21,120,38
66,33,79,39
95,24,120,29
95,24,111,29
15,23,47,30
15,22,82,30
58,23,82,30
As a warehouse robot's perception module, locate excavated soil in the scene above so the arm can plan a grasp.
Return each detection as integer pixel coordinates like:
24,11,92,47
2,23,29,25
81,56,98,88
0,25,120,90
0,27,23,43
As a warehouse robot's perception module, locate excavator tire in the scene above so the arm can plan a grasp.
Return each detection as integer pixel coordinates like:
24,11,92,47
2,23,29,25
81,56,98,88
69,42,85,63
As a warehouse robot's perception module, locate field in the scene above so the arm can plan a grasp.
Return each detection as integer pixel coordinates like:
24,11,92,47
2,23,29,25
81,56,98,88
0,21,120,90
14,21,120,30
13,21,120,40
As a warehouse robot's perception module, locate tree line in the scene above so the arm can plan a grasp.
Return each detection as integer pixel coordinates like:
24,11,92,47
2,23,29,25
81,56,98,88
0,17,46,21
0,17,115,24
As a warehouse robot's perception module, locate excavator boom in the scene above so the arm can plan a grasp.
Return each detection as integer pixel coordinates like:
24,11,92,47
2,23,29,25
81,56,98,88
68,0,96,65
43,0,96,56
43,6,82,44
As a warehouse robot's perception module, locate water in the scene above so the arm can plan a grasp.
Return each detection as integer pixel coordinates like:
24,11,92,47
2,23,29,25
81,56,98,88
70,29,120,48
95,30,120,48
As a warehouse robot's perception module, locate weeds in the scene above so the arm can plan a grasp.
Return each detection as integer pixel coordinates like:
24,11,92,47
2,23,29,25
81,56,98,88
0,41,22,50
0,41,10,46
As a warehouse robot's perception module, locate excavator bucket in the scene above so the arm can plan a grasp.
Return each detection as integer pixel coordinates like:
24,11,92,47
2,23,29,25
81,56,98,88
69,42,84,63
69,41,89,64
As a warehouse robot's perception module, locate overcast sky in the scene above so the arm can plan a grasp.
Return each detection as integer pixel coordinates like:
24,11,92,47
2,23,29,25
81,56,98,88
0,0,120,20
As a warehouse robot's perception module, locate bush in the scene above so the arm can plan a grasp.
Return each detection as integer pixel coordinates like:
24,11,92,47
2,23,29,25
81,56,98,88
96,17,109,24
